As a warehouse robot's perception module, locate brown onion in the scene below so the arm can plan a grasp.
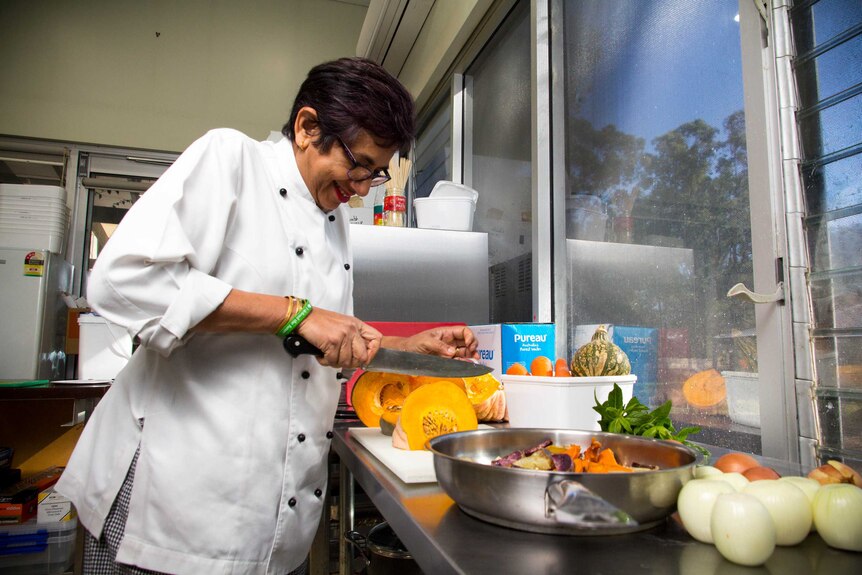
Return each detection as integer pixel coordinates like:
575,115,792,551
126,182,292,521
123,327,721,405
714,452,759,474
743,466,781,481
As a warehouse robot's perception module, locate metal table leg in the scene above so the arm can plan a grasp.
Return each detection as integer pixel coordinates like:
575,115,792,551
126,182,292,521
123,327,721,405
338,460,355,575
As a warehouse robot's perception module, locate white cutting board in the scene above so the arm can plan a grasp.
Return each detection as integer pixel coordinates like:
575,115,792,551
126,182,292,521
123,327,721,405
350,426,491,484
351,427,438,483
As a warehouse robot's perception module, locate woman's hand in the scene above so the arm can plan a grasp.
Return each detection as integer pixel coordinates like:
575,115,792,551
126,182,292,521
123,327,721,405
296,307,382,368
386,325,479,359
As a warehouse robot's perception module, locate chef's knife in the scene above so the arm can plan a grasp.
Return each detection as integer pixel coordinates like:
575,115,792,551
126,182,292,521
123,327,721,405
283,335,493,378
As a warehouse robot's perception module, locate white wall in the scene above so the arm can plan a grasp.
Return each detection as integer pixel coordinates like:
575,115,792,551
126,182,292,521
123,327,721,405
0,0,367,152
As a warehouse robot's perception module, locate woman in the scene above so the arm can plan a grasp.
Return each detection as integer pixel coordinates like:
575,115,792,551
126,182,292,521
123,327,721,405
56,57,478,575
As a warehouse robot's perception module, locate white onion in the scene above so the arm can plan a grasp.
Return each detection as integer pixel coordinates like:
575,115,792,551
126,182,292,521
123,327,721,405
677,479,736,543
694,465,724,479
717,471,750,491
742,480,812,545
812,483,862,552
777,476,821,532
710,492,776,566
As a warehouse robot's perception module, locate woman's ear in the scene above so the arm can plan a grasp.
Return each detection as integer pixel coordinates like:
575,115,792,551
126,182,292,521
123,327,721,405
294,107,319,151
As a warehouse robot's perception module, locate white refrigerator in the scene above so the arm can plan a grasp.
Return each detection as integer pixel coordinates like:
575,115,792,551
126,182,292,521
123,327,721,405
0,248,71,380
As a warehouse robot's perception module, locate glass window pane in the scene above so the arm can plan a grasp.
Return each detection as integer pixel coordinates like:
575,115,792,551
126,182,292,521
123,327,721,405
415,96,452,200
802,153,862,214
795,35,862,109
557,0,760,452
799,92,862,158
791,0,862,53
465,2,532,323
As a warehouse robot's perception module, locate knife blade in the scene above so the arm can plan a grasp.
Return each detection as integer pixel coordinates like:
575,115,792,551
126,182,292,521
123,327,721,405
283,335,493,378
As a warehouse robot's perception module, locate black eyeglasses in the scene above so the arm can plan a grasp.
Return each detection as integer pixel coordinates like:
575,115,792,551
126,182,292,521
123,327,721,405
336,137,391,187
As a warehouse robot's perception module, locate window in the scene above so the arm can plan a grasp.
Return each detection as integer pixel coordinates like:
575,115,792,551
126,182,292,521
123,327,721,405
553,0,768,452
791,0,862,468
463,0,532,323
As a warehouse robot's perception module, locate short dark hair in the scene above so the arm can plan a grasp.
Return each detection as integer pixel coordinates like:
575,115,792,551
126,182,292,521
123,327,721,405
283,57,415,156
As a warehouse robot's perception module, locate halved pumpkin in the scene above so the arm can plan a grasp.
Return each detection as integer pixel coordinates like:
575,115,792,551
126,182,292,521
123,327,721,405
350,372,413,428
682,369,726,408
411,374,507,422
394,380,478,450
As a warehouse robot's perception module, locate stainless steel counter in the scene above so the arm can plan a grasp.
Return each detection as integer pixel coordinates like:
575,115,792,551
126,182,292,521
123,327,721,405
331,424,861,575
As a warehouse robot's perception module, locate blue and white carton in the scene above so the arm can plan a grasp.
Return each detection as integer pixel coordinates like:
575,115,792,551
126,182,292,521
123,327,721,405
469,323,555,377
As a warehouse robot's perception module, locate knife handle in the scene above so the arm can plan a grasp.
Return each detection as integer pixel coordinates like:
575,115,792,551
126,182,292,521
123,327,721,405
283,335,325,358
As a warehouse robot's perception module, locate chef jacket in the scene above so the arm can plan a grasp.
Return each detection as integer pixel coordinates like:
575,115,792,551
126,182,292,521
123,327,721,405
56,129,353,575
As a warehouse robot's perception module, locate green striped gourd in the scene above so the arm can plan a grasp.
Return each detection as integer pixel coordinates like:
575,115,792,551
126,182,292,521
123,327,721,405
570,325,631,376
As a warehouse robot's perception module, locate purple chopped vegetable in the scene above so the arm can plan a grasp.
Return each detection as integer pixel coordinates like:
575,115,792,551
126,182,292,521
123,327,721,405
551,453,573,472
524,439,553,456
491,449,524,467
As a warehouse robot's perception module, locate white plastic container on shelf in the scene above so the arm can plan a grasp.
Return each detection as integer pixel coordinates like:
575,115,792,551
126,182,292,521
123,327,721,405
0,518,77,575
502,374,636,430
77,313,132,379
722,371,760,428
414,181,479,231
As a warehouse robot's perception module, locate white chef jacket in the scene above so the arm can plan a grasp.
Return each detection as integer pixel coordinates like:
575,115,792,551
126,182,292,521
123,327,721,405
56,129,353,575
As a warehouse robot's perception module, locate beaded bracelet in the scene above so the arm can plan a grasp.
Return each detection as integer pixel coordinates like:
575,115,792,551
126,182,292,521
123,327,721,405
276,298,313,338
274,296,298,335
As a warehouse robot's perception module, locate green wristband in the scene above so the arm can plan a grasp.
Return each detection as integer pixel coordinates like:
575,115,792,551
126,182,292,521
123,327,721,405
276,299,312,338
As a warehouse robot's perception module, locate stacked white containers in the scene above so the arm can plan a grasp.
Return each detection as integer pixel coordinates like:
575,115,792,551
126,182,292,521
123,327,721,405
0,184,71,380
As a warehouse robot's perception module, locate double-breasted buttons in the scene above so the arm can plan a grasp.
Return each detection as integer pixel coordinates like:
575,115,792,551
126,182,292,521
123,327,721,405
295,247,304,256
328,215,336,222
279,188,287,197
288,497,297,507
314,489,323,498
344,263,350,270
298,433,306,443
301,371,310,379
326,431,334,439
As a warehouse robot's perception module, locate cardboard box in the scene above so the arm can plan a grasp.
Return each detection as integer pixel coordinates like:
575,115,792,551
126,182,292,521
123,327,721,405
0,487,37,524
0,467,63,524
573,324,659,404
613,326,659,405
37,487,76,523
469,323,555,376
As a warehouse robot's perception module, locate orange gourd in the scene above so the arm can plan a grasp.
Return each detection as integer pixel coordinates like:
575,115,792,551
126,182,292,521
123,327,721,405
682,369,727,408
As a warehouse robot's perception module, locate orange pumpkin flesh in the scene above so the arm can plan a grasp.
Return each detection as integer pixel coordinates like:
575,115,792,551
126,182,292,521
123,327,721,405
682,369,726,408
399,381,478,450
412,374,505,421
351,372,413,428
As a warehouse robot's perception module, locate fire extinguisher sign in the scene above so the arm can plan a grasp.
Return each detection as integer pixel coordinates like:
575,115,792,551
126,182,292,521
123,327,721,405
24,251,45,277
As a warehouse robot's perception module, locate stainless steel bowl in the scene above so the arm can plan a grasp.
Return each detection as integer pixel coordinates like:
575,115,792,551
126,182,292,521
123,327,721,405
428,428,697,535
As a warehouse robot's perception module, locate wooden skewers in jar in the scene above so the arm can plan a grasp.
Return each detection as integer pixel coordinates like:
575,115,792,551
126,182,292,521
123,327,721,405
382,155,411,227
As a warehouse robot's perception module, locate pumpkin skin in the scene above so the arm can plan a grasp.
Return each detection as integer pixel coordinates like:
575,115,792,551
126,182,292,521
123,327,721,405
570,325,631,376
350,372,413,428
395,380,478,450
682,368,726,408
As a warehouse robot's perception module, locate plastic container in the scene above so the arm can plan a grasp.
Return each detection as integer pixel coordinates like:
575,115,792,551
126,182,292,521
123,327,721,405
414,197,476,231
502,374,636,430
722,371,760,427
77,313,132,379
0,518,77,575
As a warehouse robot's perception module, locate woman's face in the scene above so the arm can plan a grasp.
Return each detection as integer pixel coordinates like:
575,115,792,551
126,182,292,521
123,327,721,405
293,108,398,213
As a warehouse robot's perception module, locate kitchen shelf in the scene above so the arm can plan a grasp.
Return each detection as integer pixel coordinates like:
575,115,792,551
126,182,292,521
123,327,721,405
0,382,110,401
